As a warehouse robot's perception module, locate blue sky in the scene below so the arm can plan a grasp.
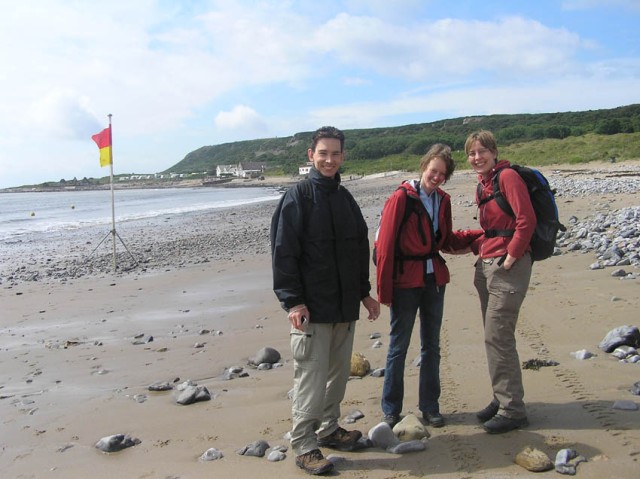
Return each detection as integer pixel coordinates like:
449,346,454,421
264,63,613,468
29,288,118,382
0,0,639,188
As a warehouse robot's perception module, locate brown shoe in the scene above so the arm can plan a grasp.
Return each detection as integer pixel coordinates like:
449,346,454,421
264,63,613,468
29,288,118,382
476,399,500,422
295,449,334,475
317,426,362,451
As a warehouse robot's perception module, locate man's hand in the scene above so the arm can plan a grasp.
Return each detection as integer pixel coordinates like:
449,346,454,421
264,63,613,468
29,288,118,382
288,304,310,330
362,295,380,321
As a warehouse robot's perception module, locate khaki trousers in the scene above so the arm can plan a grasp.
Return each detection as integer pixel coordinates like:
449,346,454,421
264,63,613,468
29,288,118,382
289,321,355,456
474,253,531,419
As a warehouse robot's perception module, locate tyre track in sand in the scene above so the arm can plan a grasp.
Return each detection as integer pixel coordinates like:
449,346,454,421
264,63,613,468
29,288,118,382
437,324,483,474
516,316,640,460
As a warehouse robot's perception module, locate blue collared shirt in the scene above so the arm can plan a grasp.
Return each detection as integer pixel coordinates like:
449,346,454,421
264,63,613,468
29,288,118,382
419,187,440,274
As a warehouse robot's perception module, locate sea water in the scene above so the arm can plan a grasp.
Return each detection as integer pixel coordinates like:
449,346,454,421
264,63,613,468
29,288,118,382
0,187,281,243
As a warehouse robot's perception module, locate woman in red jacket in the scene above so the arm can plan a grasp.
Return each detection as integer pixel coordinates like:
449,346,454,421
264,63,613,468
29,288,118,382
466,130,536,434
375,143,480,429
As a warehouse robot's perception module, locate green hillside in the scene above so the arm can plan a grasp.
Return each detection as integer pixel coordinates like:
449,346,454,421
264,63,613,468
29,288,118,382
168,104,640,176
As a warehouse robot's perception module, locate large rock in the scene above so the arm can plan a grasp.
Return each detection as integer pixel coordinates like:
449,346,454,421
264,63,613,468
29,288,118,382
393,413,430,441
176,384,211,405
350,352,370,377
515,446,553,472
598,325,640,353
249,346,280,366
237,439,270,457
248,347,281,366
368,422,399,450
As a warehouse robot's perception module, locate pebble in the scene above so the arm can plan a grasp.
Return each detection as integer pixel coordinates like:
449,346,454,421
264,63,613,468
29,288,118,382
267,450,286,462
388,440,426,454
555,448,587,475
344,409,365,423
223,366,249,380
570,349,596,360
612,400,638,411
132,335,153,345
611,345,637,359
200,447,224,461
236,439,270,457
95,434,141,453
148,381,173,391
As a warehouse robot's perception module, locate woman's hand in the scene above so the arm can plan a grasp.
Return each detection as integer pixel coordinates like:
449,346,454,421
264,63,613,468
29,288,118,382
502,253,517,270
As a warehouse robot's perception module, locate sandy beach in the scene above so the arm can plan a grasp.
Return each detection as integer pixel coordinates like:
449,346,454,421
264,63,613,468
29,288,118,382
1,162,639,479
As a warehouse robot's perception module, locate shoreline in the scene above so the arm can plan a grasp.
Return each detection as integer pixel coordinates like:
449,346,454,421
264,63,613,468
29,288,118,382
3,161,640,287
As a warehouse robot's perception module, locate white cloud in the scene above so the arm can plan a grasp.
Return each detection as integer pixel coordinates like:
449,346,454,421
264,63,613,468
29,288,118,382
214,105,269,137
0,1,638,188
315,14,585,80
28,89,102,140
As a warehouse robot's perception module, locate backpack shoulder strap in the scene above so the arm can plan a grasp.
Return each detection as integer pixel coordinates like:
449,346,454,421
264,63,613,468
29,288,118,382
295,179,314,222
477,168,514,217
492,168,514,217
296,178,313,201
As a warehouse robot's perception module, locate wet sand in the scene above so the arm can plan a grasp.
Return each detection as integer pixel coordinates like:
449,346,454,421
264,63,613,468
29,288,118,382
1,162,639,478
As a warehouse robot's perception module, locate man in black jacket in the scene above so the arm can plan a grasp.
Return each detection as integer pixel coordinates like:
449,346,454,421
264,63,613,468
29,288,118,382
271,126,379,475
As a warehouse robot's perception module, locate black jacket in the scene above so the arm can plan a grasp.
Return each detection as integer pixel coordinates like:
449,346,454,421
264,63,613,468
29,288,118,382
271,167,371,323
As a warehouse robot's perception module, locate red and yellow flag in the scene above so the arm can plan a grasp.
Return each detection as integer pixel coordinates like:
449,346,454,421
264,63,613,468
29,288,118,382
91,126,112,167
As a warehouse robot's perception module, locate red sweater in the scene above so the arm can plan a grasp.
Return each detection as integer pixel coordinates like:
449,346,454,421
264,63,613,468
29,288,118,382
375,180,481,305
471,160,536,259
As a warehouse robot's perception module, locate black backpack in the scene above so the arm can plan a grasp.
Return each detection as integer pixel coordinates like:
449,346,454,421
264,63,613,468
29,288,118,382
373,186,439,277
477,165,566,262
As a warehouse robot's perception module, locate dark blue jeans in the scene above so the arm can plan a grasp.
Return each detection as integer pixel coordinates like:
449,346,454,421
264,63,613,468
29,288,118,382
381,275,445,417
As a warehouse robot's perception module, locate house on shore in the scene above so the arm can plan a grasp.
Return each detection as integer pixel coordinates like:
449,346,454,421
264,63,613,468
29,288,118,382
238,161,266,179
298,161,313,176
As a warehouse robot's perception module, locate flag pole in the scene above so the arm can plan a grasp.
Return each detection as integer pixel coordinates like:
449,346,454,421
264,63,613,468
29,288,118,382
88,116,137,270
107,113,116,270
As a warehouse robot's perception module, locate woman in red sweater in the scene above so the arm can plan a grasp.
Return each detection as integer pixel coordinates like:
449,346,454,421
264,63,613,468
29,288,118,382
375,143,479,429
466,130,536,434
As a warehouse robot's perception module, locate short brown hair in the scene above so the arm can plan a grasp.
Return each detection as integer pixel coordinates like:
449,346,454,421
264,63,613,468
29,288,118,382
419,143,455,181
464,130,498,158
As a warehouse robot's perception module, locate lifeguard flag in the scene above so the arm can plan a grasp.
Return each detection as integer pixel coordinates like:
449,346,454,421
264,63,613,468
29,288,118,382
91,126,112,167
